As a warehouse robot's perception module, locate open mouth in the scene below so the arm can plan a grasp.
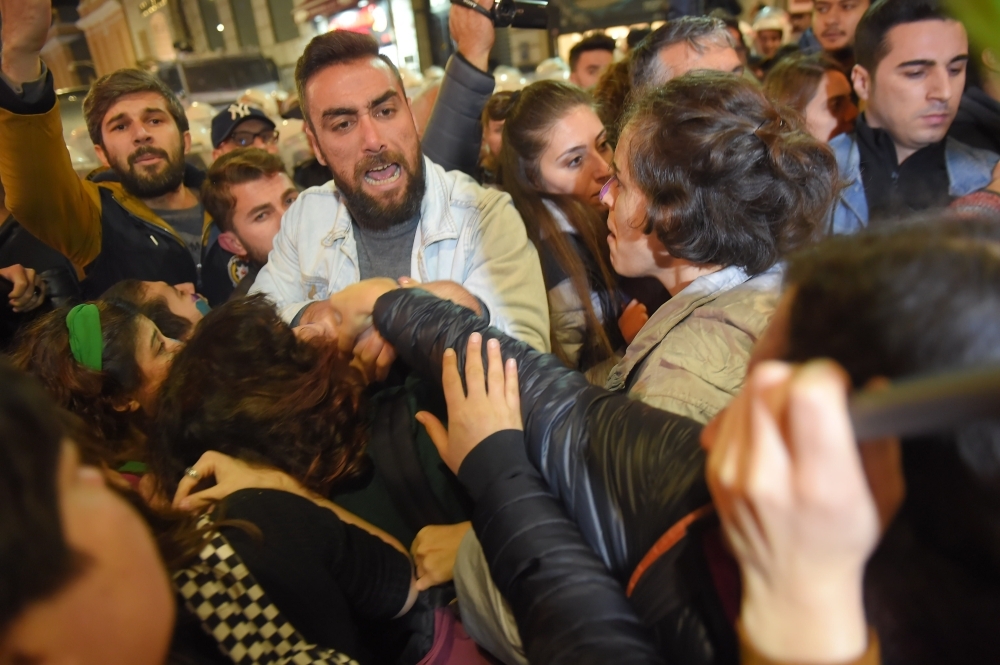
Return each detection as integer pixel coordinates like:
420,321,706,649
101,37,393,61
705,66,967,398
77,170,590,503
364,163,401,186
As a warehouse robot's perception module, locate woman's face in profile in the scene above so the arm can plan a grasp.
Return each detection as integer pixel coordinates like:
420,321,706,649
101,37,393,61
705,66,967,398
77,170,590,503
537,104,613,208
0,442,174,665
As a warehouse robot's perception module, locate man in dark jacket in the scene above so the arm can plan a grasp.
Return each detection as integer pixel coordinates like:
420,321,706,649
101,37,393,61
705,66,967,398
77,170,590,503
0,0,235,302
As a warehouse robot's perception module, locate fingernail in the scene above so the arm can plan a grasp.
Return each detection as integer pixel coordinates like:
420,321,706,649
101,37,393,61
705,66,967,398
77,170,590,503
488,338,499,349
444,348,455,357
470,332,481,343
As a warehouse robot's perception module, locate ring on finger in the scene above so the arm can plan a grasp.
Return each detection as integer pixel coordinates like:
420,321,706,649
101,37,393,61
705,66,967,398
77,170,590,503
184,467,200,480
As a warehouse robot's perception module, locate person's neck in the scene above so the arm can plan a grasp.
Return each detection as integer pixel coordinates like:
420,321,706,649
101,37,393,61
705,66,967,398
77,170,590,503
863,111,924,165
651,258,723,296
143,183,197,211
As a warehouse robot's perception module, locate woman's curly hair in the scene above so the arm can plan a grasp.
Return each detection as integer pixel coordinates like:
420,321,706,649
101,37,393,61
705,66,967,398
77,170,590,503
621,71,838,276
149,295,371,496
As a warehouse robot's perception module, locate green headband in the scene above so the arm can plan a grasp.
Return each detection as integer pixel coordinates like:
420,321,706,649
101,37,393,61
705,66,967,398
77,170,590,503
66,304,103,371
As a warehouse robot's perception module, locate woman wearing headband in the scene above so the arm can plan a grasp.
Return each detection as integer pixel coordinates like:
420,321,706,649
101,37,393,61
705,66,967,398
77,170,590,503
600,71,836,423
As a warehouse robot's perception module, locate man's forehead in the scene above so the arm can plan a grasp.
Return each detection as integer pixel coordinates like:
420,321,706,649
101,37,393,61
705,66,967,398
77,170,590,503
881,19,967,65
305,57,403,105
103,91,172,121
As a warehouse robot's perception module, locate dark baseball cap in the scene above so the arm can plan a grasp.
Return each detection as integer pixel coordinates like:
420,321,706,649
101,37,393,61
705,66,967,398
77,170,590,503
211,103,276,148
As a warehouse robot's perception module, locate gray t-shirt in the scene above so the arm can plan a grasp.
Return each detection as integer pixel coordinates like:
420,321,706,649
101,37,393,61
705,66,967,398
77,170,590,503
352,217,419,281
154,203,205,268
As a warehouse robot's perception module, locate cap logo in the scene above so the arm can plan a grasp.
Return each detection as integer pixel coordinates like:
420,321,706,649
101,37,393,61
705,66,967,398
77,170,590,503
228,103,251,120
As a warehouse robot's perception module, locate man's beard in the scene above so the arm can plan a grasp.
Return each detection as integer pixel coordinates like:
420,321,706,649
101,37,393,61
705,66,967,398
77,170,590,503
331,150,425,231
245,244,270,269
114,145,187,200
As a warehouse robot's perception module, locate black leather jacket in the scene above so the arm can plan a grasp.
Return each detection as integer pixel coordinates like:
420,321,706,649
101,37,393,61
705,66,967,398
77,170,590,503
374,289,737,665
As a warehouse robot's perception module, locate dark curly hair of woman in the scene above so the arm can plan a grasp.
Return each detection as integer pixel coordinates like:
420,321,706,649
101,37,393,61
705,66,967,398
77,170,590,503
621,71,838,275
149,294,371,496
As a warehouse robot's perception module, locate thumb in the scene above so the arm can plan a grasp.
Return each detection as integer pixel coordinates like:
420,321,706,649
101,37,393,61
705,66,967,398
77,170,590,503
415,574,436,592
398,277,418,287
176,486,226,512
416,411,449,456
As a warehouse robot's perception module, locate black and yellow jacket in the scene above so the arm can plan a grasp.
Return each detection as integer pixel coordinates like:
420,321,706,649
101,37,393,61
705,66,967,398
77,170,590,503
0,68,238,302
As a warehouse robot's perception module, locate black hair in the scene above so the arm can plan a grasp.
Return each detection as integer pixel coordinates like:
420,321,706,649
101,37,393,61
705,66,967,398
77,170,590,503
569,34,617,71
854,0,955,72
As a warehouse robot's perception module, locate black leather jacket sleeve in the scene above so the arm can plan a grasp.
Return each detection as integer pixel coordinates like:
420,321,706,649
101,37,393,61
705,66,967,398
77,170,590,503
373,289,708,579
457,429,664,665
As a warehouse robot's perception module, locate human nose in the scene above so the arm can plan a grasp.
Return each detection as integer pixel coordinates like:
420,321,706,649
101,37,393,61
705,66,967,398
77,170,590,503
592,152,612,182
600,176,617,208
927,67,954,103
358,114,386,153
164,336,184,353
133,123,153,144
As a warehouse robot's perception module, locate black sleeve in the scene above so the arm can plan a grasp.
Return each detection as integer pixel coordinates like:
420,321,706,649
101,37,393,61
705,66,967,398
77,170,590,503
220,490,412,624
0,67,56,115
373,289,708,576
457,430,665,665
421,54,495,176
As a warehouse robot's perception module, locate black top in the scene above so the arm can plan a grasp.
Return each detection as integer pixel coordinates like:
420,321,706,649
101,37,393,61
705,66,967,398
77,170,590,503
856,113,951,222
950,87,1000,155
212,489,412,663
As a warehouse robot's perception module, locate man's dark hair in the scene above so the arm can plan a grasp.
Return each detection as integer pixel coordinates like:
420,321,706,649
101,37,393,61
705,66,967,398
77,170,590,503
621,71,836,275
0,361,81,636
630,17,735,89
294,30,405,127
782,216,1000,663
569,33,617,71
83,69,189,147
854,0,955,72
202,148,288,234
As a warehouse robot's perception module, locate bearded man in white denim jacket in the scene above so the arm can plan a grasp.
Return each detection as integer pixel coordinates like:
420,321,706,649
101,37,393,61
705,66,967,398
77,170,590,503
251,29,549,352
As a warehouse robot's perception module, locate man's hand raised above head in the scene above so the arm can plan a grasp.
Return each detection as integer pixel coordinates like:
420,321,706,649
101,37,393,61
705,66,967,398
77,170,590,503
0,0,50,84
449,0,496,72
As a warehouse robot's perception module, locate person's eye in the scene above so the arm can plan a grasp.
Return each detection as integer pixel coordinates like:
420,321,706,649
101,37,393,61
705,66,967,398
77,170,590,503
254,211,269,222
285,195,298,206
332,119,353,132
567,156,582,168
903,69,925,79
948,65,965,76
375,106,397,119
150,118,162,125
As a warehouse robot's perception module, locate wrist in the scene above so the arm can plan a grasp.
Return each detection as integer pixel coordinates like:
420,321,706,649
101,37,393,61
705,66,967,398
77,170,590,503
1,48,42,85
741,573,868,663
457,47,491,72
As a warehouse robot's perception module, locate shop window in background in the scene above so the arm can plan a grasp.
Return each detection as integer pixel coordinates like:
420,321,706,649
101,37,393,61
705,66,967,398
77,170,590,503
269,0,300,43
231,0,261,48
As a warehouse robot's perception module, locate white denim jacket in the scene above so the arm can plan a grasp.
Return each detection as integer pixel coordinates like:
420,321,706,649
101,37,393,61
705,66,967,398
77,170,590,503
251,156,550,352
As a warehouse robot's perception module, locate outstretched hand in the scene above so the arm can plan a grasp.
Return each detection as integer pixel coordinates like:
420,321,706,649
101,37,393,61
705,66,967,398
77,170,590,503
417,332,521,475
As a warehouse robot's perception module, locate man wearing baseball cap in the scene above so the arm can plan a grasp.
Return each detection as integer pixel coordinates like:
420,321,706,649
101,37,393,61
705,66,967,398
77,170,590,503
211,103,280,160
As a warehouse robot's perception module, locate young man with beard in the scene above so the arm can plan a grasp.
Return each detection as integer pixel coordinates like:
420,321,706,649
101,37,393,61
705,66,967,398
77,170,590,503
828,0,1000,233
0,0,238,303
251,30,550,352
202,148,298,298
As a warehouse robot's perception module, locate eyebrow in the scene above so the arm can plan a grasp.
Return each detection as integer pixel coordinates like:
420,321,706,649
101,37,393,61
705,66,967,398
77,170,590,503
246,202,275,219
104,107,166,128
320,89,400,120
897,55,969,68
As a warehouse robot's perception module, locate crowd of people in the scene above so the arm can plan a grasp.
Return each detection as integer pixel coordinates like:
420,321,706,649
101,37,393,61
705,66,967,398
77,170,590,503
1,0,999,662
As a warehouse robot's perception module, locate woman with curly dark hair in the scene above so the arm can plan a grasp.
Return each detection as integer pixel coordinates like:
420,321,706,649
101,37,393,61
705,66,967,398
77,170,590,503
149,294,372,498
601,71,837,423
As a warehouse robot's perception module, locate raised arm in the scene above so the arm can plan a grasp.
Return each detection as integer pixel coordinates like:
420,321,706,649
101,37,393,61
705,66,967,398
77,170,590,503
421,0,496,176
0,0,103,271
